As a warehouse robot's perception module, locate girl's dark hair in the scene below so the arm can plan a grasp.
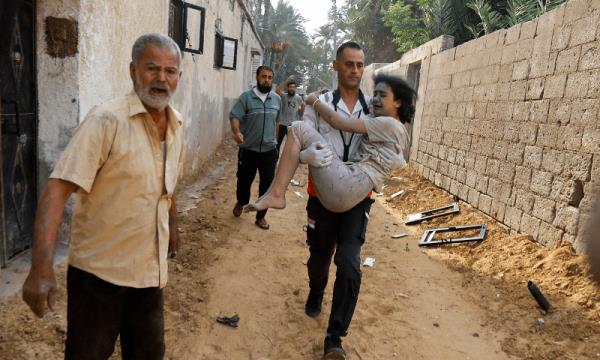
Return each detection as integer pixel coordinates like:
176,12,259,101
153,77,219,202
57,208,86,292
373,73,417,124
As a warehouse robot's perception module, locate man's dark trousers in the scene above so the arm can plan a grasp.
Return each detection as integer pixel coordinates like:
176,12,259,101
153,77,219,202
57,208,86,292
65,266,164,360
305,195,374,337
236,148,278,220
276,124,288,154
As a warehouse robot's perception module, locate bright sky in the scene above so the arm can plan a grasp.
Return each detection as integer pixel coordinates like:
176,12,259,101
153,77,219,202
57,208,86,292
286,0,347,36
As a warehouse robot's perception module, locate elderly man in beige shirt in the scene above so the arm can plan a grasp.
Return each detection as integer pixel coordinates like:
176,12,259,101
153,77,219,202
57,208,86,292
21,33,185,359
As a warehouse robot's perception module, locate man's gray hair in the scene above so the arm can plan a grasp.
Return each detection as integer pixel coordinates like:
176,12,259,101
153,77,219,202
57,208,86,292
131,33,182,65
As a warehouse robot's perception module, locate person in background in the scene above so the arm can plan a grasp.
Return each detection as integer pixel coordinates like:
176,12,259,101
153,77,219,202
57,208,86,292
275,75,304,153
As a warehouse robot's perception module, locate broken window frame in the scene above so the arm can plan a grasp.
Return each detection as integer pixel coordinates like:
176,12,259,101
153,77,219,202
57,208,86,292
418,224,487,247
169,0,206,55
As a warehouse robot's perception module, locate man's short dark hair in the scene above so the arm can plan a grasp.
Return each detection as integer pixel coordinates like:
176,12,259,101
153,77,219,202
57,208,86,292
256,65,273,77
287,80,297,86
336,41,362,59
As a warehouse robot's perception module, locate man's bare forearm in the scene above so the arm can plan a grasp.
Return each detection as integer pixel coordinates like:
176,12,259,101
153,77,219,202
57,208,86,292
31,179,77,272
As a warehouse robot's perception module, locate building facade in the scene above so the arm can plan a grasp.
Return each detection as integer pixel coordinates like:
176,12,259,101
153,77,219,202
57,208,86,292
0,0,263,265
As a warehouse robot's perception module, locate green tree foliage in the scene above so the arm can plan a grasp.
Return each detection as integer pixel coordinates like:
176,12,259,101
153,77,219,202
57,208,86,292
253,1,312,84
383,1,428,53
342,0,399,63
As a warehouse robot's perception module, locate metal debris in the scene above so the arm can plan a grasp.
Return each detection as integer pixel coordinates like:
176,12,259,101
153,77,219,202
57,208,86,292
405,202,460,225
391,233,408,239
527,281,551,312
363,257,375,267
419,224,487,247
216,314,240,328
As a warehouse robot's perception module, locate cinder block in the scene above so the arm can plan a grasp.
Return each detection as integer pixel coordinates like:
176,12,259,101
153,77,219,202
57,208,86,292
538,221,564,246
553,205,580,235
479,194,493,214
550,175,569,202
491,199,507,222
526,78,545,100
514,165,532,189
530,52,558,78
492,140,509,160
536,8,558,36
499,63,514,82
512,101,531,121
514,188,536,211
585,69,600,98
507,143,525,165
555,45,582,73
530,169,554,195
543,74,567,98
509,80,527,101
458,183,470,201
474,155,488,173
502,43,519,64
563,0,590,24
468,187,480,206
505,206,523,231
456,150,467,167
552,25,572,52
448,163,458,178
466,169,478,187
569,14,598,47
533,32,553,57
532,196,557,223
570,98,599,126
524,145,543,168
565,71,592,98
512,60,529,80
487,177,502,198
504,23,522,45
563,151,593,180
548,99,572,125
519,122,539,145
541,148,565,174
456,166,467,183
578,42,600,71
520,213,541,239
517,38,534,60
476,175,489,193
582,129,600,153
520,19,537,39
450,179,460,194
536,124,559,147
499,162,516,184
529,99,550,123
556,125,583,151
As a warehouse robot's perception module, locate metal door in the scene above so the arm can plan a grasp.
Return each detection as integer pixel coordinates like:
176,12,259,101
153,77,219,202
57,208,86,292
0,0,37,266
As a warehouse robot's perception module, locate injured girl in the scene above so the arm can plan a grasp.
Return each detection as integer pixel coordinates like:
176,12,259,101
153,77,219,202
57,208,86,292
245,73,416,214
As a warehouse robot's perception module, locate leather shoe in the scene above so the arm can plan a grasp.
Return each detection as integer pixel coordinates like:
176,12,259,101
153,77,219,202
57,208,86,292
233,203,243,217
255,218,270,230
323,335,346,359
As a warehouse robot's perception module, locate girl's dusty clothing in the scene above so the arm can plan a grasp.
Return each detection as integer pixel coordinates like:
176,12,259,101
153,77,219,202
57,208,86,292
292,115,409,213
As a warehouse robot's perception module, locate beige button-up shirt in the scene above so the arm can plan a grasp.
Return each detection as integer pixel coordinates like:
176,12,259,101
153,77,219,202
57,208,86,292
50,91,185,288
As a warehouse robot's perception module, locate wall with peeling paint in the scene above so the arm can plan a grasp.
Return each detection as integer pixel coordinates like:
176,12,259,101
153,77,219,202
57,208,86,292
35,0,263,243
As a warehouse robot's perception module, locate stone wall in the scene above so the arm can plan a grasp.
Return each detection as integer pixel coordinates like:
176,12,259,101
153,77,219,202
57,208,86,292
411,0,600,252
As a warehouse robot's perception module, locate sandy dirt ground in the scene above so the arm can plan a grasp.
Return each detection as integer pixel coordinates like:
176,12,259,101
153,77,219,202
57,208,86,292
1,138,599,360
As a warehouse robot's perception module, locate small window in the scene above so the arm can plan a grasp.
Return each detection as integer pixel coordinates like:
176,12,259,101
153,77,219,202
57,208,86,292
168,0,205,54
214,32,238,70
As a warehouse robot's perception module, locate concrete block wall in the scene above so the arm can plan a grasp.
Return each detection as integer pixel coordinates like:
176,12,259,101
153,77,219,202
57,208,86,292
412,0,600,252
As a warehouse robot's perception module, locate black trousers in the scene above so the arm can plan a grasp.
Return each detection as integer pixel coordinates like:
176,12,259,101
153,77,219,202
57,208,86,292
65,266,165,360
276,124,289,154
236,148,278,220
305,196,374,337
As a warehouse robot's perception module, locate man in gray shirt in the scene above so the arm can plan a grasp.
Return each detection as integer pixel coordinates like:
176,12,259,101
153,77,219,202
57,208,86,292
275,76,304,153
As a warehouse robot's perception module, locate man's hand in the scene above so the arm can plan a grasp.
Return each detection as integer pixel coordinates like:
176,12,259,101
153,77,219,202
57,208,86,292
233,131,244,144
22,268,58,318
300,142,333,168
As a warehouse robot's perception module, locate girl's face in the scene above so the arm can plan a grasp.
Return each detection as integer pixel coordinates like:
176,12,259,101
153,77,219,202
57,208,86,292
372,82,401,119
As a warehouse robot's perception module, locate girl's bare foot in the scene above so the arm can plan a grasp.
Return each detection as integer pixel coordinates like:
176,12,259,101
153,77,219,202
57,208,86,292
244,192,287,212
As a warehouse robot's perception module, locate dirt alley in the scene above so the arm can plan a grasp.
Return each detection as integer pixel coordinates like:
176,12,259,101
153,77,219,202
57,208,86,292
1,138,599,360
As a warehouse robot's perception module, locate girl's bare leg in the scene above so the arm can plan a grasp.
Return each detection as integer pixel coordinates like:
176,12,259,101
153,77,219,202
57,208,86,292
244,127,301,212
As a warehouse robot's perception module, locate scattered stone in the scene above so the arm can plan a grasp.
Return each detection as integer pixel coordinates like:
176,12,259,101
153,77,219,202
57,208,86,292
472,332,480,337
293,288,300,296
433,322,440,327
537,317,545,325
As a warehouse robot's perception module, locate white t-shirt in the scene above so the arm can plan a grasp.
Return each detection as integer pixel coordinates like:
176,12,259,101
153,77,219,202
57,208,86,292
253,87,269,103
358,116,410,192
